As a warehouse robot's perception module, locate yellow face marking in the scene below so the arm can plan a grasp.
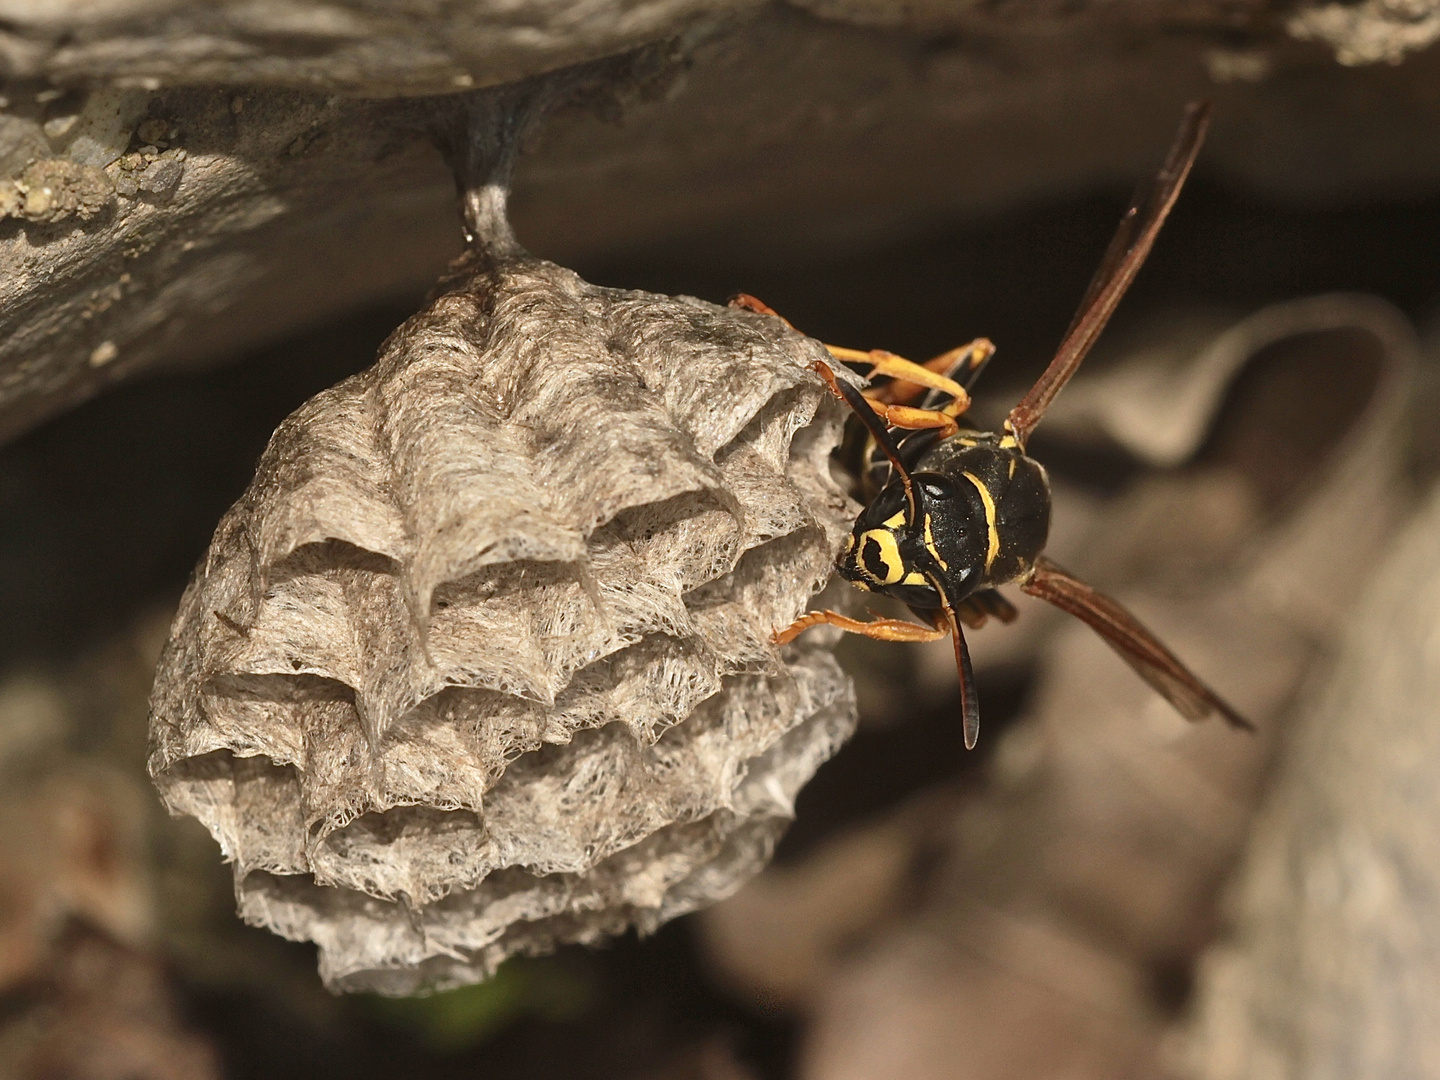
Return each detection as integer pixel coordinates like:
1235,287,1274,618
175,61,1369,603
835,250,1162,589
922,513,948,571
883,510,906,528
1008,458,1016,479
961,470,1001,573
901,571,927,587
859,527,906,585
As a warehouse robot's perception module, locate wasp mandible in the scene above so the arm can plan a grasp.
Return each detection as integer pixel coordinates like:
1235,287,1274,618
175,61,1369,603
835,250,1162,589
738,101,1250,749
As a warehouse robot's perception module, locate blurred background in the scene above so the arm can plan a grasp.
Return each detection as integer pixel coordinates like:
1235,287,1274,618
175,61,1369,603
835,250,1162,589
3,3,1440,1078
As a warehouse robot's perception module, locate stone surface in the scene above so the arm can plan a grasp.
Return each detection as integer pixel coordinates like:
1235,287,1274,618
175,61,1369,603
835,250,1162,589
4,0,1438,97
3,4,1440,447
1177,479,1440,1078
0,0,757,97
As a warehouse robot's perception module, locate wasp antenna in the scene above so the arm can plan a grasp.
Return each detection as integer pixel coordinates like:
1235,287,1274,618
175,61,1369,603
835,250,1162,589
919,563,981,749
951,611,981,750
810,359,923,524
1021,556,1252,731
1006,101,1211,446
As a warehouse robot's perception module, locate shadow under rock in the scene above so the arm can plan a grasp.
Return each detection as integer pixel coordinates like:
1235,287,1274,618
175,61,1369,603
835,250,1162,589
187,920,798,1080
0,304,412,665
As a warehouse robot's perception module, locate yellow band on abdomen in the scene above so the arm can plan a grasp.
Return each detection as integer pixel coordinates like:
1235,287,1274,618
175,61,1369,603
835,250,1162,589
961,471,1000,573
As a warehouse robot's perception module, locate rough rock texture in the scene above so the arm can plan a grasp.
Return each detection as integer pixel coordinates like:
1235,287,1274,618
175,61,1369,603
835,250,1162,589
147,251,858,994
0,0,753,97
1176,482,1440,1078
0,86,463,443
1289,0,1440,65
3,0,1437,95
5,3,1440,446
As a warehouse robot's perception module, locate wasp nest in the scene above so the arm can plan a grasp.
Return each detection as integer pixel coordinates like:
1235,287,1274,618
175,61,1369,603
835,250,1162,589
147,252,857,994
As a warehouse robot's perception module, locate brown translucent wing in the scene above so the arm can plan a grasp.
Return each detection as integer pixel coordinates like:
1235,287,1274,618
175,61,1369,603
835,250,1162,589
1022,557,1252,730
1007,102,1212,445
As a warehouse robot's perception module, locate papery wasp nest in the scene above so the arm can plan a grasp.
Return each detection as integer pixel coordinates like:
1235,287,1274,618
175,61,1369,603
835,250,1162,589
147,88,857,994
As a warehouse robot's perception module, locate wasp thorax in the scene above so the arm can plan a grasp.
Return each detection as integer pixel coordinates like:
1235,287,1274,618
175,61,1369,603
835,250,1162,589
913,437,1052,590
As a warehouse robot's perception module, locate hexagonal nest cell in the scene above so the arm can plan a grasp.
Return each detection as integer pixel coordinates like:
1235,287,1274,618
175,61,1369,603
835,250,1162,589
147,250,859,994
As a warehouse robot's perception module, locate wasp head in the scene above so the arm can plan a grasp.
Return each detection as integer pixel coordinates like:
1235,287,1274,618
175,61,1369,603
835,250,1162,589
837,475,981,609
837,435,1053,609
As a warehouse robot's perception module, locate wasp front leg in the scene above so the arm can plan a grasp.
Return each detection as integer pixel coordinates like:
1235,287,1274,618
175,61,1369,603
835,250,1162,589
772,608,947,646
729,293,796,329
843,339,995,413
859,399,962,438
912,338,996,412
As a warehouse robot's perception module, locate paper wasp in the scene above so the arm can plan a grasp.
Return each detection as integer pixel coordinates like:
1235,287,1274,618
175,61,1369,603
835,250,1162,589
738,101,1249,749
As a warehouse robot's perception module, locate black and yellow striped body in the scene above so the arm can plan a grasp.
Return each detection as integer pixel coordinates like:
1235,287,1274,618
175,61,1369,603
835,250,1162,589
779,104,1249,746
838,431,1051,609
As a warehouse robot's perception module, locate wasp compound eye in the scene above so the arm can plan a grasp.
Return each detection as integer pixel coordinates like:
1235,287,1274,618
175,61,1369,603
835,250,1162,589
864,480,910,526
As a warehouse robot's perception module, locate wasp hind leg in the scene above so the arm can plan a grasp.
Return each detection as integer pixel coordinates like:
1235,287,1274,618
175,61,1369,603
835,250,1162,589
956,588,1019,630
729,294,984,424
825,345,973,417
772,609,947,646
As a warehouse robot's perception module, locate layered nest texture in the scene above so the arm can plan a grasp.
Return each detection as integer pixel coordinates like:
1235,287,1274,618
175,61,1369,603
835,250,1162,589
147,252,858,994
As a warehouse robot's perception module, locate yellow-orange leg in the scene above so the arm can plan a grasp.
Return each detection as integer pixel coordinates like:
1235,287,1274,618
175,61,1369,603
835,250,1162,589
853,339,995,409
916,339,995,406
807,358,960,438
772,609,948,646
825,346,972,415
729,293,795,329
866,400,960,438
731,294,981,430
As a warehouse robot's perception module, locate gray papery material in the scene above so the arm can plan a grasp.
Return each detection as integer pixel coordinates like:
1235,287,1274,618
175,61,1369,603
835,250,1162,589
147,87,858,994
